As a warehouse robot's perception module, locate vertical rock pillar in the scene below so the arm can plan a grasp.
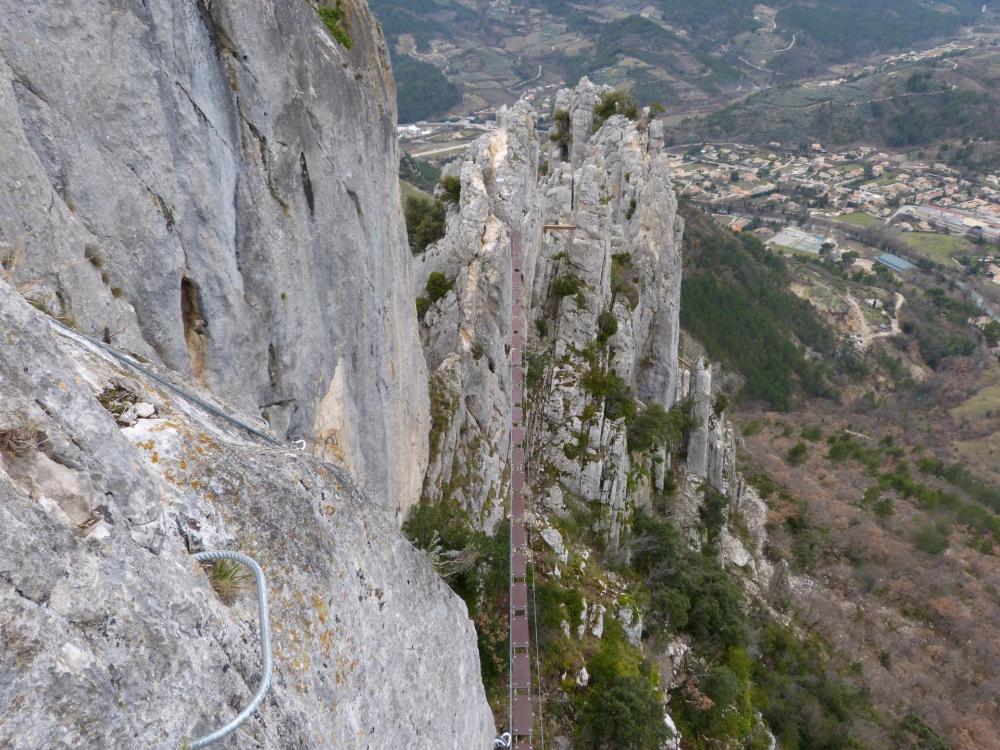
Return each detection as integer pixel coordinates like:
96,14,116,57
686,358,712,478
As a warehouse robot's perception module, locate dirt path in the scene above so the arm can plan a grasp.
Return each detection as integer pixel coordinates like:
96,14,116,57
511,65,542,90
847,291,905,348
891,292,904,335
772,32,797,54
847,294,874,347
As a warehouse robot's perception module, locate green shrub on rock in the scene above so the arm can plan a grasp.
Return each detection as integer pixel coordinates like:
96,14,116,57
596,309,618,344
404,195,447,255
594,90,639,123
578,622,669,750
551,275,581,298
626,402,689,455
581,367,636,422
317,3,351,48
439,174,461,205
425,271,453,303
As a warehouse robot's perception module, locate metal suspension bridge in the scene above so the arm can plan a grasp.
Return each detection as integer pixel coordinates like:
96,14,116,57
501,229,541,750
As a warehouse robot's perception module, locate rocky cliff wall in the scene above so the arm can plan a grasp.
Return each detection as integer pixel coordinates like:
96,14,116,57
0,283,494,749
415,79,684,545
0,0,428,517
412,81,779,746
414,102,541,530
531,79,684,548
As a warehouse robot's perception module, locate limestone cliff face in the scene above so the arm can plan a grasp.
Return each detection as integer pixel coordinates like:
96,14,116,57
532,79,684,548
417,79,684,547
0,0,428,517
414,102,541,529
0,286,494,749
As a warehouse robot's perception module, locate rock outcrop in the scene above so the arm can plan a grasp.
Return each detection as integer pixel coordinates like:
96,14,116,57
409,80,790,747
675,356,775,590
0,284,494,749
531,78,684,548
0,0,428,517
416,79,684,547
414,102,541,529
686,359,713,479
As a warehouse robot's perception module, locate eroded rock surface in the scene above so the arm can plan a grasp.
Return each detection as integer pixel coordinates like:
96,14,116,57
414,102,541,529
0,285,493,749
531,78,684,548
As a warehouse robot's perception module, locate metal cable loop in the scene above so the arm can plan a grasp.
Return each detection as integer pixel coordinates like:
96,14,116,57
189,551,273,749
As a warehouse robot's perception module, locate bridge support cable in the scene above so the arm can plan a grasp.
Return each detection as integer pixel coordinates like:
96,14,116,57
509,229,536,750
188,551,273,749
529,529,545,750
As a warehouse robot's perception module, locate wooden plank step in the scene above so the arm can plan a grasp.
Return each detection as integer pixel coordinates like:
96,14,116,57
513,696,533,735
511,581,528,609
512,490,524,519
512,470,524,494
512,523,526,549
512,613,530,646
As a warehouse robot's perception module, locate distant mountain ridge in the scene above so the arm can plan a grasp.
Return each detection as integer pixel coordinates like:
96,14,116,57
371,0,998,121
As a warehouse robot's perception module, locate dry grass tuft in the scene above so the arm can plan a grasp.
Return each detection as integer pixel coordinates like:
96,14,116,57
0,418,47,457
1,238,24,281
204,559,251,604
84,244,104,269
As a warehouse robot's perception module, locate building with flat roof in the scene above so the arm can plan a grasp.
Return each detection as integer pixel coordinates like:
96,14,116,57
875,253,916,273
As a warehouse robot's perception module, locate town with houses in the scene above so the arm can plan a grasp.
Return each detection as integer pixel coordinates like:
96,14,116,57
402,113,1000,280
666,142,1000,249
660,140,1000,349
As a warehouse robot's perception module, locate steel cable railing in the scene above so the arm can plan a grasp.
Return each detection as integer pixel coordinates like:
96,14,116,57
189,551,273,749
45,318,282,447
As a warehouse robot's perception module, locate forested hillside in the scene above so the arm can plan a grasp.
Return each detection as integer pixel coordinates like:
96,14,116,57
680,205,840,409
391,51,462,122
